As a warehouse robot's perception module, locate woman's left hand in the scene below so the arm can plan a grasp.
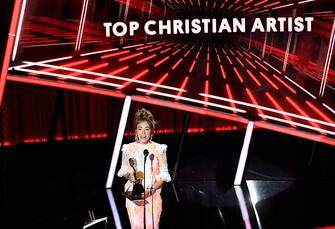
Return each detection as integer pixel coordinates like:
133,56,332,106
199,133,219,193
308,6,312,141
145,187,156,197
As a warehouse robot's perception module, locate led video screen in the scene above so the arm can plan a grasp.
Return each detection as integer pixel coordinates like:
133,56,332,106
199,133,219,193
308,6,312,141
7,0,335,144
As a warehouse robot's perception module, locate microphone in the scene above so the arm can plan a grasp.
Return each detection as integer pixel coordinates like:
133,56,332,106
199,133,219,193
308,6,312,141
144,149,149,162
143,149,150,229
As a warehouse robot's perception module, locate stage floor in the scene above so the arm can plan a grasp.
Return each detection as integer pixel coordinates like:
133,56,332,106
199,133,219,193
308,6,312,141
2,179,335,229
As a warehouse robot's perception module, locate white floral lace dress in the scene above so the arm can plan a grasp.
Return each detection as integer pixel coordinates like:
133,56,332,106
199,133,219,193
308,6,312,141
117,141,171,229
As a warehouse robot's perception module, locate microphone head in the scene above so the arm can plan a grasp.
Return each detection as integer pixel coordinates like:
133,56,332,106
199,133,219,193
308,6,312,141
149,154,155,161
143,149,149,157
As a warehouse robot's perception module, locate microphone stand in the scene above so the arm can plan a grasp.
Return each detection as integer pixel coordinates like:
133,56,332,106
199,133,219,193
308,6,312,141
143,158,146,229
150,155,154,229
143,150,149,229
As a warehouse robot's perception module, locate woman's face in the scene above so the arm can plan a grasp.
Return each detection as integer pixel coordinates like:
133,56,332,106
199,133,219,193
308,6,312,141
136,121,152,144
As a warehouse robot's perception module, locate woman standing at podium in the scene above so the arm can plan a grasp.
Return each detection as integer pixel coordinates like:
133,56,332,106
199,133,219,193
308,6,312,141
117,108,171,229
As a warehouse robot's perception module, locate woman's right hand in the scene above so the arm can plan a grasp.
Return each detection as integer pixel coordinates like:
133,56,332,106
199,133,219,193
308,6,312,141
124,173,136,182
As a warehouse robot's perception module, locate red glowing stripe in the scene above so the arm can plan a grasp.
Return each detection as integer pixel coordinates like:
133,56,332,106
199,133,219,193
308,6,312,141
176,76,189,100
149,73,169,92
184,49,191,57
220,65,226,79
122,69,149,87
136,54,157,64
108,66,129,75
160,47,172,54
249,7,260,12
204,80,209,107
172,49,182,56
222,48,227,55
266,92,296,127
242,50,252,59
101,50,130,59
37,59,89,74
148,46,162,52
226,56,233,64
136,44,153,50
285,96,322,130
246,70,261,86
233,67,244,83
189,44,196,51
181,44,188,49
214,47,221,62
165,42,177,47
189,60,196,73
236,57,245,67
84,65,128,83
216,54,222,63
206,63,210,76
225,84,237,113
227,3,234,10
154,56,170,67
245,59,256,69
70,63,109,77
172,42,183,48
263,1,280,8
228,49,235,56
306,101,334,124
260,72,279,90
119,52,143,62
242,6,251,11
245,0,253,4
246,88,265,118
172,58,183,70
207,47,210,61
236,50,243,57
272,74,296,94
235,5,242,10
195,46,202,59
220,1,226,8
254,0,268,6
255,60,268,71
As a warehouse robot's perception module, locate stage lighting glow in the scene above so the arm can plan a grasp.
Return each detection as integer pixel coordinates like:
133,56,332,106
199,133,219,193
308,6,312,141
234,121,254,185
12,0,27,62
106,96,132,188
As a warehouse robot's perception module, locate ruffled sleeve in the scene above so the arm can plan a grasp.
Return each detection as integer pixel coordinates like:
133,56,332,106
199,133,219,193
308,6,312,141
117,144,129,177
157,144,172,182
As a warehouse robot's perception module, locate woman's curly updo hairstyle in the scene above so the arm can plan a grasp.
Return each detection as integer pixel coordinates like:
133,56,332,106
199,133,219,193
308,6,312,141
134,108,158,133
